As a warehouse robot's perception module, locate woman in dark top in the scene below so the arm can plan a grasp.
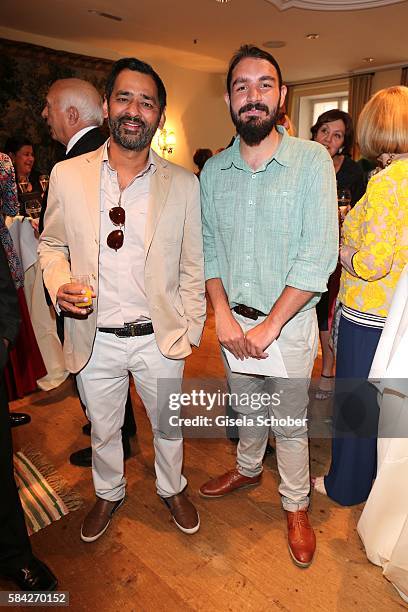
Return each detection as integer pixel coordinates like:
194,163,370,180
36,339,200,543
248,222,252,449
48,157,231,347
311,110,366,399
336,155,366,205
5,137,42,218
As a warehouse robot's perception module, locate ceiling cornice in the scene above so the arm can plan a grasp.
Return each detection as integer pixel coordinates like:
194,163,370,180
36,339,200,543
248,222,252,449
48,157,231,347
287,60,408,86
265,0,406,10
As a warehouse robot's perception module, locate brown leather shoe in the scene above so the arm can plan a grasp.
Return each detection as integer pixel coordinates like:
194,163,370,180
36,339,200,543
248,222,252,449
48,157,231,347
286,509,316,568
161,492,200,534
199,468,262,498
80,496,125,543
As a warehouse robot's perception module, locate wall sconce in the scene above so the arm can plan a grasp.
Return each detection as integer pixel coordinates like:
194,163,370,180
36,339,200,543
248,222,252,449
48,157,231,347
158,128,176,155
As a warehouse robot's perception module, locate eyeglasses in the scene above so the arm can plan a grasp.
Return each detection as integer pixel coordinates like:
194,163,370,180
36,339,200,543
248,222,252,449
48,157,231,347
107,203,125,250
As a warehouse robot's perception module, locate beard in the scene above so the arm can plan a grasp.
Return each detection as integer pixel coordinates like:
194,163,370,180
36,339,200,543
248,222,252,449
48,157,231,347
230,102,280,146
109,113,159,151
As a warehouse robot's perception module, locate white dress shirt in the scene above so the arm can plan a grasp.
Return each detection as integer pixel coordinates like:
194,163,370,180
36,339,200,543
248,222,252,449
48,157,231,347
97,141,155,327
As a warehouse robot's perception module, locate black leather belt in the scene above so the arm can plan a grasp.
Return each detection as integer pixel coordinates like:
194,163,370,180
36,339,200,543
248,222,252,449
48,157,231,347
233,304,267,321
98,321,154,337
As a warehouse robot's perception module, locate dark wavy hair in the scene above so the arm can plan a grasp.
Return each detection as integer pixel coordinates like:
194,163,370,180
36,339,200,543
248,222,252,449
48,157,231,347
311,109,354,157
105,57,167,113
193,148,213,171
226,45,283,95
4,136,34,155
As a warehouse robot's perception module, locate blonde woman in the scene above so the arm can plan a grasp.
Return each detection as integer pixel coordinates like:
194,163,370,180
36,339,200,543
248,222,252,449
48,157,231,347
314,86,408,505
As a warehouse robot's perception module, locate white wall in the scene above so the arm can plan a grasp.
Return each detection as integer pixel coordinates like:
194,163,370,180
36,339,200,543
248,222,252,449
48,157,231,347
149,59,232,171
372,68,403,93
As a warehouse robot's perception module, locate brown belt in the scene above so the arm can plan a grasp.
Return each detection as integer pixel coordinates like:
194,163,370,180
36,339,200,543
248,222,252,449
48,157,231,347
232,304,267,321
98,321,154,337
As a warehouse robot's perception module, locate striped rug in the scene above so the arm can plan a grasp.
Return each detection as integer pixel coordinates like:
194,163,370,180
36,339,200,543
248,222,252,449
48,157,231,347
14,448,83,535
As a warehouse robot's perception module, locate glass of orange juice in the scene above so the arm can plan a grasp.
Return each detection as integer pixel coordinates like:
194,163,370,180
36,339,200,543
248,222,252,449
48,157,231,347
71,275,93,308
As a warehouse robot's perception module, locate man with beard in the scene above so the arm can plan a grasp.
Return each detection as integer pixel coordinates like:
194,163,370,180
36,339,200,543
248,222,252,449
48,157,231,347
199,45,338,568
39,58,206,541
41,77,137,469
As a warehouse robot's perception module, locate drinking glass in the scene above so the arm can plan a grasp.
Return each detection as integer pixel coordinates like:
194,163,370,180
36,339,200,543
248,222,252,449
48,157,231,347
71,274,93,308
39,174,49,193
25,197,42,219
337,187,351,224
18,177,29,193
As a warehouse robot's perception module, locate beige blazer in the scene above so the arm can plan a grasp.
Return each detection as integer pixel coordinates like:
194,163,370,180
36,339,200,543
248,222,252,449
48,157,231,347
38,146,206,373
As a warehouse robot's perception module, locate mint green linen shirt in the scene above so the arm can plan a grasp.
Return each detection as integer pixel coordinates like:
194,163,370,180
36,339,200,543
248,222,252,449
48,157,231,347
200,126,339,314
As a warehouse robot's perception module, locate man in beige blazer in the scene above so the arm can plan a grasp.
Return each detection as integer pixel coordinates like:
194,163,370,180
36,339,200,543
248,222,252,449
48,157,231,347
39,57,206,542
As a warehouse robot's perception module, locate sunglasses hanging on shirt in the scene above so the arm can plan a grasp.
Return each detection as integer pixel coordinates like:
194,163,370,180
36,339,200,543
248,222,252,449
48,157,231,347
107,195,125,250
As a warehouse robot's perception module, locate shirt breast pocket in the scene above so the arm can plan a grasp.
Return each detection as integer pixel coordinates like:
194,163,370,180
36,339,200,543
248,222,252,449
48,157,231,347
262,189,296,235
214,192,235,232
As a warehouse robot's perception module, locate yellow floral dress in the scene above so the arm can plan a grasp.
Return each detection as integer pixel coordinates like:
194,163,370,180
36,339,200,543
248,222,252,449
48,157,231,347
339,158,408,319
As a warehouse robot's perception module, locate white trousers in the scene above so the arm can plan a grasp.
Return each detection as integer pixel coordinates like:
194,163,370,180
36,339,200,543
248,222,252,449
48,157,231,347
224,308,318,511
76,330,186,501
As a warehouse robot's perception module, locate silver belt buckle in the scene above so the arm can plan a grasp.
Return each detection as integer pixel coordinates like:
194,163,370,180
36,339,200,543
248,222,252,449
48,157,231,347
124,322,138,337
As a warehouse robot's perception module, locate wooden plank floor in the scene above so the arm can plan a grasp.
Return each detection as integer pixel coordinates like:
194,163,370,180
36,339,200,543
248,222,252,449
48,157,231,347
2,308,404,611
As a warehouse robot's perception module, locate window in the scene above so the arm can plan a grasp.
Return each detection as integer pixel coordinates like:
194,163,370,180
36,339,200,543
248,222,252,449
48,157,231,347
312,97,349,125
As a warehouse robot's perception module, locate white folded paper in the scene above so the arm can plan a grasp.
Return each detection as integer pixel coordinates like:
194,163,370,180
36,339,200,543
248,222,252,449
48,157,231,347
223,342,288,377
